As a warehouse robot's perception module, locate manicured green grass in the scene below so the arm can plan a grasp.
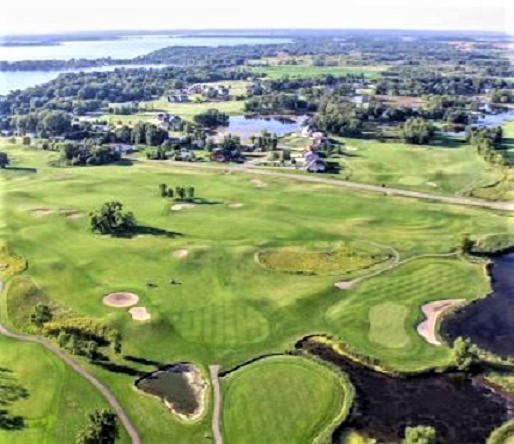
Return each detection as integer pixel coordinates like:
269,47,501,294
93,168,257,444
326,258,491,370
222,355,353,444
257,242,391,276
0,335,125,444
1,141,512,440
143,99,245,120
249,65,385,79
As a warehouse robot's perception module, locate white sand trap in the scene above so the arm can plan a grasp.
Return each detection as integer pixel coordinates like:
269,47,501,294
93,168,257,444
251,179,266,188
228,202,244,208
426,182,438,188
103,292,139,308
129,306,151,321
30,208,55,217
417,299,465,345
172,249,189,259
171,204,195,211
334,280,357,290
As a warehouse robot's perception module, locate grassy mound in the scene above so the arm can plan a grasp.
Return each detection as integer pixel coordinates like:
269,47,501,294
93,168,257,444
257,243,390,276
0,246,27,278
222,355,353,444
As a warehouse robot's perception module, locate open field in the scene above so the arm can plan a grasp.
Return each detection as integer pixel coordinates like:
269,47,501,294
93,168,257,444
249,64,385,79
0,335,121,444
1,141,513,439
221,355,353,444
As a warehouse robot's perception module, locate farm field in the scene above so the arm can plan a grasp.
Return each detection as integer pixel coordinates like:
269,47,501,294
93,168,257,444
249,64,385,79
1,141,513,440
221,355,353,444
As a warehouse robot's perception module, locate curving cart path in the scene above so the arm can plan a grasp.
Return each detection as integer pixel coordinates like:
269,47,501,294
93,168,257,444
209,365,223,444
0,282,142,444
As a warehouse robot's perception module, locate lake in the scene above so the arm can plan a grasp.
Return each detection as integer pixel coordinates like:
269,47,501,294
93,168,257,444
0,35,290,95
216,115,307,139
442,253,514,357
0,35,291,61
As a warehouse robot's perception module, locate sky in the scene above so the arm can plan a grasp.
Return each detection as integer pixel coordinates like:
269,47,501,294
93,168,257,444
1,0,513,35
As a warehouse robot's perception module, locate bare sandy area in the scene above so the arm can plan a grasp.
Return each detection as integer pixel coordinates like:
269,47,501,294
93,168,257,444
171,204,195,211
172,249,188,259
251,179,266,188
417,299,466,345
228,202,244,208
30,207,55,217
129,307,151,321
102,292,139,308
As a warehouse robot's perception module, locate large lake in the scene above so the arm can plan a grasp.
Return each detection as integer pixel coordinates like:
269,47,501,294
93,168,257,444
0,35,290,95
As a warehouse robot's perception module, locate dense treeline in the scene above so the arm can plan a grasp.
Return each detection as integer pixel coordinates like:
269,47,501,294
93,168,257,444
466,126,506,165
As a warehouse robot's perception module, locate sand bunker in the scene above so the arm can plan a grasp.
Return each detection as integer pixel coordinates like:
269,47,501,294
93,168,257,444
417,299,465,345
102,292,139,308
171,204,195,211
172,249,189,259
30,208,55,217
228,202,244,209
59,209,85,219
129,306,151,321
251,179,266,188
334,280,358,290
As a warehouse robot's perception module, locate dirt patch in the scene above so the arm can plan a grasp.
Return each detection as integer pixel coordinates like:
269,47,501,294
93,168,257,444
102,292,139,308
59,209,85,219
228,202,244,208
135,363,208,422
129,306,151,321
417,299,466,345
251,179,266,188
172,249,189,259
30,207,55,217
171,204,195,211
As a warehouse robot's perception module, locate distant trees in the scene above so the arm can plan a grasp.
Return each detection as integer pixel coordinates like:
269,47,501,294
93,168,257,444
76,409,119,444
451,337,479,371
158,184,195,202
401,118,435,145
131,122,168,146
403,425,436,444
0,152,9,168
193,109,229,128
466,126,505,165
60,143,121,166
90,201,136,236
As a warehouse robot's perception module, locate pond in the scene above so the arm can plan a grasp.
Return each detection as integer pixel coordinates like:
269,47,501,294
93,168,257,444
441,253,514,357
135,363,207,420
216,115,307,140
442,109,514,137
298,338,513,444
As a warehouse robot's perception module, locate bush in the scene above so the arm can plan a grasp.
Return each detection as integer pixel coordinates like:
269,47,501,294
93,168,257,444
90,201,136,236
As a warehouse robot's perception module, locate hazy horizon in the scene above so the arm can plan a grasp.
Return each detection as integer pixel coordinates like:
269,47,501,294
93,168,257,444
2,0,513,36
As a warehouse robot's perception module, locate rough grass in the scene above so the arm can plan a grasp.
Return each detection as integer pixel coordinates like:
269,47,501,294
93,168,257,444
249,65,385,79
222,355,353,444
0,335,123,444
257,243,390,275
0,246,27,278
368,302,411,349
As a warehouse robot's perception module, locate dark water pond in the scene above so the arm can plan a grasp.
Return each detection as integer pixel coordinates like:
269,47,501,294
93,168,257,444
298,338,513,444
216,115,307,139
442,253,514,357
135,364,199,415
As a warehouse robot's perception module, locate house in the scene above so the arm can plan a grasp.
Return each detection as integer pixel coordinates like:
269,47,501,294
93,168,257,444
0,130,13,137
107,143,136,154
91,124,110,132
303,149,327,173
167,95,189,103
175,148,195,162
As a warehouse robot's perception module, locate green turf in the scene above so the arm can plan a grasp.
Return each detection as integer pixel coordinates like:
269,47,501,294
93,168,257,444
0,335,126,444
368,302,411,349
249,65,385,79
1,141,513,440
221,355,353,444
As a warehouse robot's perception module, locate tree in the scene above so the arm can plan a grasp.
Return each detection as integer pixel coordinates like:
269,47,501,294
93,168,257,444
30,303,52,327
84,341,99,361
158,184,168,197
90,201,136,236
402,118,434,145
186,186,195,202
0,152,9,168
193,109,229,128
403,425,436,444
451,337,479,371
76,409,119,444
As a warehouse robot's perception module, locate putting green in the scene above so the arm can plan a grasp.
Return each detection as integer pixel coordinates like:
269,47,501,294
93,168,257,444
222,355,353,444
368,302,411,349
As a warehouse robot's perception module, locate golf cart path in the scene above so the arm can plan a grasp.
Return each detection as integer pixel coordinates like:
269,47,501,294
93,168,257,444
0,283,142,444
209,365,223,444
149,161,514,212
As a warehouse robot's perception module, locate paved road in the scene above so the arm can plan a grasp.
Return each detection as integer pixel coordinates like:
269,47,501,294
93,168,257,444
209,365,223,444
150,161,514,212
0,283,142,444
